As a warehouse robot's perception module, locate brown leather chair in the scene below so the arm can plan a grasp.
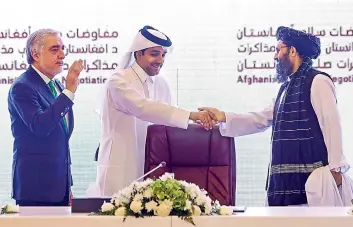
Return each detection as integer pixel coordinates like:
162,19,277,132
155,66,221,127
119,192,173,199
144,124,236,205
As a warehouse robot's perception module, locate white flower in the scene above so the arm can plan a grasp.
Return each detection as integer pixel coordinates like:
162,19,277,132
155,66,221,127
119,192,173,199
348,206,353,215
111,193,119,202
204,202,212,215
192,205,201,216
114,185,134,204
204,196,212,213
139,179,153,188
115,207,126,216
195,194,207,206
204,205,211,215
6,204,19,213
180,180,189,187
138,179,153,189
101,202,115,212
120,196,130,204
145,201,158,212
184,200,192,211
184,183,200,199
219,206,233,215
154,203,172,217
120,185,134,198
133,193,143,201
134,181,152,192
111,197,120,205
143,188,153,198
159,172,174,181
213,200,221,209
130,200,143,213
160,199,173,208
134,182,143,191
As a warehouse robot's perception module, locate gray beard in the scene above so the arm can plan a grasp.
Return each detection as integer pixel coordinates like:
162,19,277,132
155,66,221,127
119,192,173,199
275,61,292,83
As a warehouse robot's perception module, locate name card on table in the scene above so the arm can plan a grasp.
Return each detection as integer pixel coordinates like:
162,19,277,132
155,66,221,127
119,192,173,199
71,198,111,213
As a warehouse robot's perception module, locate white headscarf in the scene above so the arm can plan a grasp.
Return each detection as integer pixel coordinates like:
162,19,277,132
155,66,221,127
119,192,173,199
118,25,173,69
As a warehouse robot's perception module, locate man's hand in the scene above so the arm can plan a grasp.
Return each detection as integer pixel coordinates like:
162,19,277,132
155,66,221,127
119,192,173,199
198,107,226,123
66,59,84,93
331,171,342,186
189,111,214,130
69,191,73,206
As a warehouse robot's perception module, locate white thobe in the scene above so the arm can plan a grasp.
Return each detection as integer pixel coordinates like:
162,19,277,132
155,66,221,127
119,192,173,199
219,74,350,205
89,62,190,197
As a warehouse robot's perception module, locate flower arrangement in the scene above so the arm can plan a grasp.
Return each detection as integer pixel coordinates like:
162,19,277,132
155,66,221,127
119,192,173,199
1,204,19,215
95,173,233,225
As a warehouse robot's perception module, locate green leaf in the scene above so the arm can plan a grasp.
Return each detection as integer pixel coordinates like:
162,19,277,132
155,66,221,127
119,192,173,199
1,206,7,215
179,216,195,226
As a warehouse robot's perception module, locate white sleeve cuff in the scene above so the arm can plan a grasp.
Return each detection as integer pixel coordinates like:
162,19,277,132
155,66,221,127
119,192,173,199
169,109,190,129
329,161,350,173
62,89,75,101
219,112,231,136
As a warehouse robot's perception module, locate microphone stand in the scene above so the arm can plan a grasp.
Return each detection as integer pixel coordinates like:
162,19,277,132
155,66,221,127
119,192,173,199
133,161,166,183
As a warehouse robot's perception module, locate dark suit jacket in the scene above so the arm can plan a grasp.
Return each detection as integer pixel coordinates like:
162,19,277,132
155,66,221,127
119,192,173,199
8,66,74,202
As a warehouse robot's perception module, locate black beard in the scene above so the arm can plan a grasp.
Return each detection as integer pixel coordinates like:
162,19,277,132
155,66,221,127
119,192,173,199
275,57,292,83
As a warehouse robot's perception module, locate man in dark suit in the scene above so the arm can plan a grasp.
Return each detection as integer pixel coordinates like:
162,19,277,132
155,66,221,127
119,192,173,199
8,28,83,206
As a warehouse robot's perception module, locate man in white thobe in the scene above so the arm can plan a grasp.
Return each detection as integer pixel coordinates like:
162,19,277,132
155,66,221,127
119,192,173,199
87,25,213,197
199,26,351,206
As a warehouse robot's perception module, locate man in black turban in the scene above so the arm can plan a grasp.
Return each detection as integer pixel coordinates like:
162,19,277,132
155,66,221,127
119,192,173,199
198,26,349,206
274,26,321,82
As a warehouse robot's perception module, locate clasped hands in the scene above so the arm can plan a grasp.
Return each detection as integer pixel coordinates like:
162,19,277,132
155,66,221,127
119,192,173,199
189,107,226,130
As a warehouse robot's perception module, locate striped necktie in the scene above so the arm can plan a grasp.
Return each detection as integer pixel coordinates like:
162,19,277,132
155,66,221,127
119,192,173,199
48,80,69,134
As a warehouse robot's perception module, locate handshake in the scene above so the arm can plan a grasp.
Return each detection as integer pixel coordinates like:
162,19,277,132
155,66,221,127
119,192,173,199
189,107,226,130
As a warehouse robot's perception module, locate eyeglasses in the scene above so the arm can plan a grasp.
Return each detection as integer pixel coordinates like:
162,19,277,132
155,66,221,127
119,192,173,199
275,45,290,54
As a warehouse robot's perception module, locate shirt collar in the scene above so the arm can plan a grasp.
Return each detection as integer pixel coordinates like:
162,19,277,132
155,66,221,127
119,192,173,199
31,65,52,85
131,62,154,84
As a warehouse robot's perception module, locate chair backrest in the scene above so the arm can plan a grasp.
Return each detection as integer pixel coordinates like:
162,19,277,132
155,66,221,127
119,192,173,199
144,124,236,205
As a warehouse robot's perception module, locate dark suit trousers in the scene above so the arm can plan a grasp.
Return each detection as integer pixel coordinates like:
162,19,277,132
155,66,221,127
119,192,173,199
16,180,70,206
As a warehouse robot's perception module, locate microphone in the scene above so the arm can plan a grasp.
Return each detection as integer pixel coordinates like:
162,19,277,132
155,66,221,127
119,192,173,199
133,161,167,183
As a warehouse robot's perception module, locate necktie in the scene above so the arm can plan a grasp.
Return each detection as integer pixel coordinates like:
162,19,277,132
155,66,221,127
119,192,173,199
48,80,69,134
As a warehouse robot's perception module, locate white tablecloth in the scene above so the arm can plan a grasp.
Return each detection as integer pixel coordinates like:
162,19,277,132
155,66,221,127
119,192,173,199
0,207,352,227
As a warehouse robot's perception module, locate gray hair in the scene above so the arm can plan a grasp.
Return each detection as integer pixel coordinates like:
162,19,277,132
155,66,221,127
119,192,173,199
26,29,61,64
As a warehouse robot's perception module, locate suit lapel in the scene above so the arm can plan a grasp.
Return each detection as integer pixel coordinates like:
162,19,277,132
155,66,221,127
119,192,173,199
27,66,56,104
27,66,72,137
54,78,64,91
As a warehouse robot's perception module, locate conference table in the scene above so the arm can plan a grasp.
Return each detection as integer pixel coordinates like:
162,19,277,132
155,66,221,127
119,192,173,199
0,207,352,227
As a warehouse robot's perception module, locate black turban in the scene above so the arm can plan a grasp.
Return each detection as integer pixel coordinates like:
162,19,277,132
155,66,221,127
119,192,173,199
276,26,321,59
